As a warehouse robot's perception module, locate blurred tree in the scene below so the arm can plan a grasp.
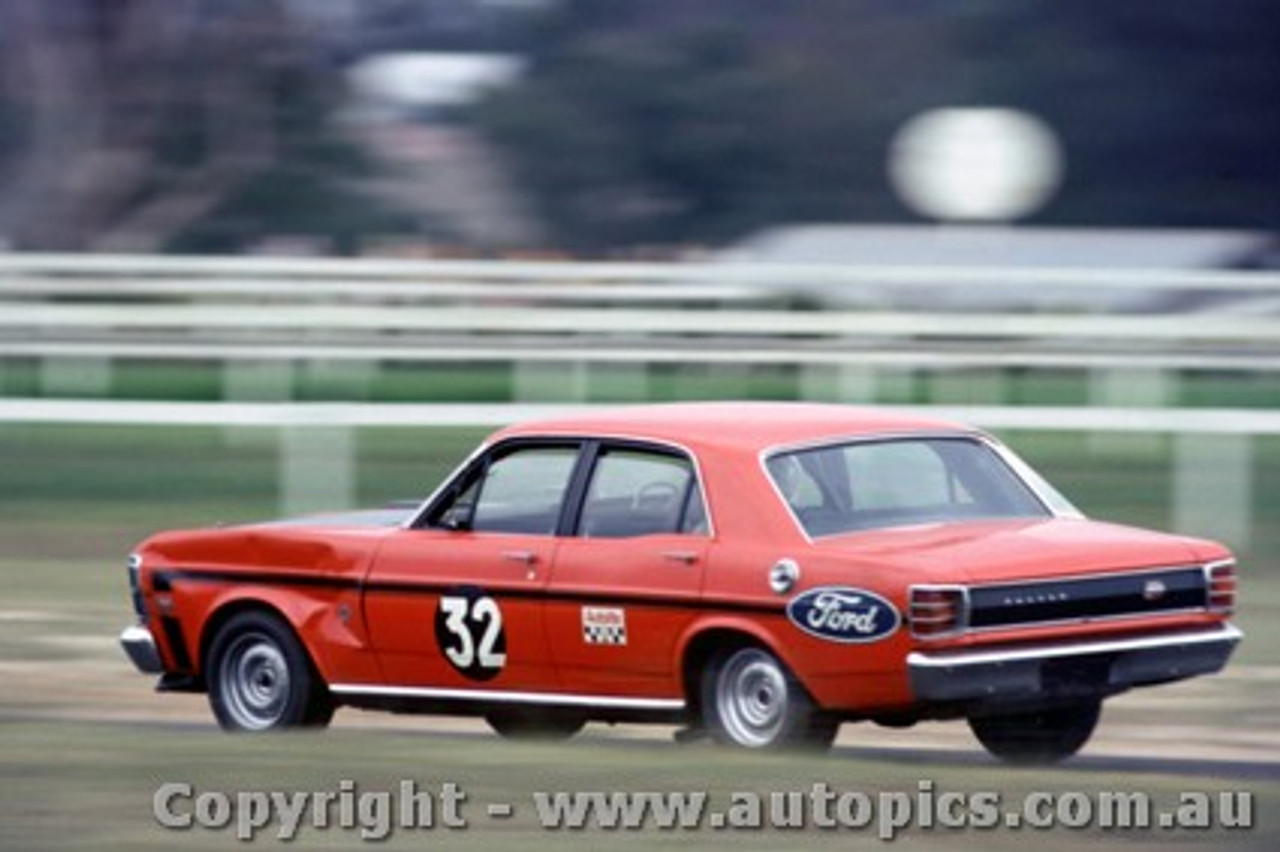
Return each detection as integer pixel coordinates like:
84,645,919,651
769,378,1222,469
2,0,1277,254
953,0,1280,228
0,0,413,252
469,0,978,249
473,0,1280,250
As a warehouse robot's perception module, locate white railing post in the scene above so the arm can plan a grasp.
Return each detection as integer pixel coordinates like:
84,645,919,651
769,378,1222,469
1087,367,1177,458
799,363,877,403
513,360,589,402
39,357,111,398
280,424,355,517
1172,432,1253,552
932,368,1005,405
584,362,649,402
223,359,294,402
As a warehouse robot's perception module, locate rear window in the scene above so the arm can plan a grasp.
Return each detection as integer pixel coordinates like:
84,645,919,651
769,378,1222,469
766,437,1050,537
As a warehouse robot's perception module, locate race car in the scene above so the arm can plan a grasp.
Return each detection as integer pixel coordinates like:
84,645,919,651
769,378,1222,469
120,402,1241,763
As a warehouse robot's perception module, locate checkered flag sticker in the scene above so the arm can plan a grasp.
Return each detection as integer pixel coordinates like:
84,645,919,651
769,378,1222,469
581,606,627,646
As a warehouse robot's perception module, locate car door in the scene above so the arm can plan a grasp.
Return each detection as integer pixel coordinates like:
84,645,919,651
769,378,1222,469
547,442,710,698
364,440,582,692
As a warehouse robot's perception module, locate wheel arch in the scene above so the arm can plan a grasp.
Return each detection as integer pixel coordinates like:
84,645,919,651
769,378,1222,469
199,596,328,687
676,617,816,721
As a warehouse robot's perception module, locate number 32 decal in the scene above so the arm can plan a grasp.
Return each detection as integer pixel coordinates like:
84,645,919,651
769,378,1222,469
434,587,507,681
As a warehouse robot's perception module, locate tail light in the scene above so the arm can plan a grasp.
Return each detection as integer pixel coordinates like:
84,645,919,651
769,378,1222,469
1205,560,1236,614
910,586,968,639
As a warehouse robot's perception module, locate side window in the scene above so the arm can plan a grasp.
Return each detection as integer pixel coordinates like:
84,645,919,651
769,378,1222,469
579,448,703,538
430,445,579,535
472,447,578,534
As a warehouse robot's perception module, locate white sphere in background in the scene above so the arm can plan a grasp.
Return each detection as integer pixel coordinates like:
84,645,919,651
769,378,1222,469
888,108,1064,222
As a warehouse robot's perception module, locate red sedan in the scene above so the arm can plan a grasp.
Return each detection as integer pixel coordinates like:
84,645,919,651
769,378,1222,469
120,402,1240,763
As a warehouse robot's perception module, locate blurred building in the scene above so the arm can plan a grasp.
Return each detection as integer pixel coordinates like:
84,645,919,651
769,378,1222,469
716,225,1279,312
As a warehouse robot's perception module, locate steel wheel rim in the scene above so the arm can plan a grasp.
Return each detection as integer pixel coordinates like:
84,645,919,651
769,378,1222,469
219,632,290,730
715,648,788,747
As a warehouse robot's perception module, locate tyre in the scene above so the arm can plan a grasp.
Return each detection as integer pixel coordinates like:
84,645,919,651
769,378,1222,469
700,645,837,751
485,708,586,741
968,700,1101,765
205,610,334,732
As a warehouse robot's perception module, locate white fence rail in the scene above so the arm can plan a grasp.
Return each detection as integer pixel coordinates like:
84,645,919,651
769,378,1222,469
4,253,1280,408
0,398,1269,554
4,250,1280,291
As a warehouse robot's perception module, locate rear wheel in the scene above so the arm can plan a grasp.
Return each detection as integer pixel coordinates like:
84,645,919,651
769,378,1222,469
968,700,1101,765
206,611,334,731
485,708,586,741
700,645,837,751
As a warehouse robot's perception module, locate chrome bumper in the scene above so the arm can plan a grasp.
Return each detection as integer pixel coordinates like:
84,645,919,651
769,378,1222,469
908,624,1242,705
119,624,164,674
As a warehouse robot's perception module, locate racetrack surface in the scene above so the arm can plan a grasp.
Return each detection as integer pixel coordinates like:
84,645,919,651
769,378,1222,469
2,600,1276,851
3,615,1276,775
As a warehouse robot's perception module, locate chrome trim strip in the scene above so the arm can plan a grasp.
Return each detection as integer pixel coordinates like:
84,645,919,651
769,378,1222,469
907,623,1242,669
961,606,1208,636
330,683,686,711
972,561,1208,589
987,438,1084,519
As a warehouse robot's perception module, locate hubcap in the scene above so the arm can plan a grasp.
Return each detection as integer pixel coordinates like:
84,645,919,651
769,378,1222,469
219,633,290,730
715,648,788,747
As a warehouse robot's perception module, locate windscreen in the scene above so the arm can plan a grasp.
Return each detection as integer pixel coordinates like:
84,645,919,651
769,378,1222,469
766,437,1051,537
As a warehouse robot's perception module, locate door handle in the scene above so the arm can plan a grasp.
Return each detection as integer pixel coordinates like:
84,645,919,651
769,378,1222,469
661,550,699,565
502,550,538,566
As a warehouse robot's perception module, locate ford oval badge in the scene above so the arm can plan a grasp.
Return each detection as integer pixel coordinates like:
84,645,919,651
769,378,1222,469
786,586,901,643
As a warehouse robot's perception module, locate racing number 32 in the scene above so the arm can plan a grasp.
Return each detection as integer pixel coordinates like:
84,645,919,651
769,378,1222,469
434,589,507,680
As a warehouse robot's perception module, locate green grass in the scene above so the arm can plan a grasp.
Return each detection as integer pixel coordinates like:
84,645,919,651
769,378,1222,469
9,358,1280,407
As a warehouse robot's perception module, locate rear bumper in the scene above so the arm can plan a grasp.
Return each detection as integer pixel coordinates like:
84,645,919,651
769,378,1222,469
119,624,164,674
907,624,1242,706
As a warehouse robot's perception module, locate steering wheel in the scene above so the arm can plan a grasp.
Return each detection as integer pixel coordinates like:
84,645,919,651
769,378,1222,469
634,480,680,511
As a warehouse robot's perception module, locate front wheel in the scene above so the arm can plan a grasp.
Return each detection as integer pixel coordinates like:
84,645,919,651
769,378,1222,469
700,645,837,751
205,611,334,731
968,700,1101,765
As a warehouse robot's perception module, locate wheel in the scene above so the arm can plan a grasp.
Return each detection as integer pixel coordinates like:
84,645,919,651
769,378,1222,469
485,708,586,741
205,610,334,731
700,645,837,750
968,700,1101,765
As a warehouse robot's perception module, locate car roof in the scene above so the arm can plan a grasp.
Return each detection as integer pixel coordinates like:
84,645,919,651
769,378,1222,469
491,402,975,454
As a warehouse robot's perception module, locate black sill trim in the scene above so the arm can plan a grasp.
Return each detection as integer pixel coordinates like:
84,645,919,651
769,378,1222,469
159,615,193,672
152,567,785,616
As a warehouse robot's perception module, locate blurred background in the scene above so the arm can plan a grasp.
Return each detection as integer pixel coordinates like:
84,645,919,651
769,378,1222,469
1,0,1278,255
1,3,1278,848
